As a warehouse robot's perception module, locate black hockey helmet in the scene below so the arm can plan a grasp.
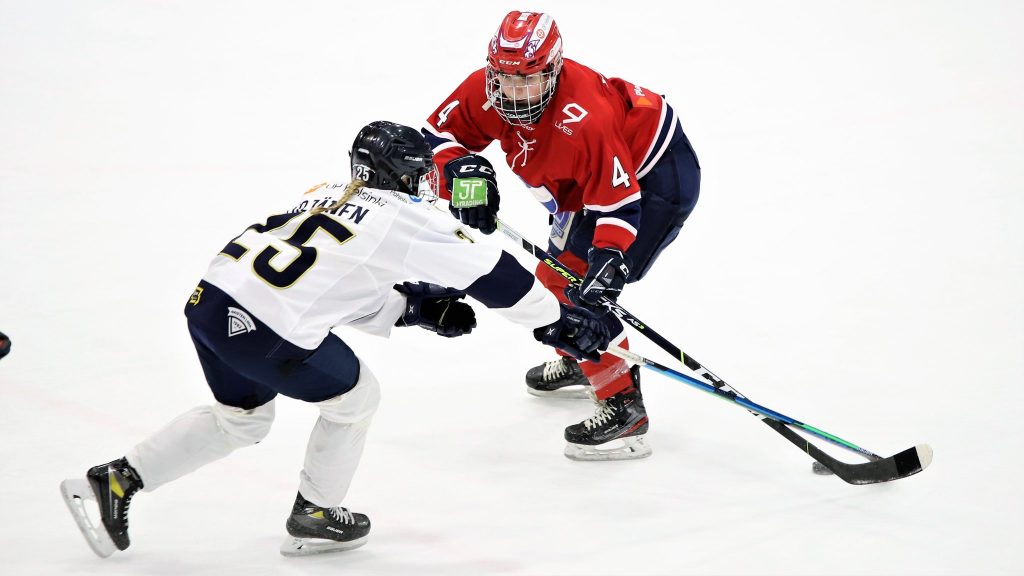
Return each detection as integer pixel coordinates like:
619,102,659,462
350,121,438,200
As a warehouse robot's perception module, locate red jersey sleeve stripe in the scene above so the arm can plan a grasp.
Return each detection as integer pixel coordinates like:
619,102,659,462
593,220,638,251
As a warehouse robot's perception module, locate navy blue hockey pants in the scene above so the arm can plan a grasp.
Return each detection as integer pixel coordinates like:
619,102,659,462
183,281,360,410
552,118,701,282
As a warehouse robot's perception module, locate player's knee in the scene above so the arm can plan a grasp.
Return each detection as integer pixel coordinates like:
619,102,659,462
315,360,380,426
212,399,275,446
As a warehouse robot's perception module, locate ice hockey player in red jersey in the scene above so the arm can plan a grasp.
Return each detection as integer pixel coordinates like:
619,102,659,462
423,11,701,460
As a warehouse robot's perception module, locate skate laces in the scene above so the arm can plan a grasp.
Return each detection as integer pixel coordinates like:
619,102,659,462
583,400,616,430
327,507,355,525
111,466,139,529
541,358,570,382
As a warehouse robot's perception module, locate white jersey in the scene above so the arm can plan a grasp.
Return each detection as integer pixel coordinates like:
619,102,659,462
201,182,560,350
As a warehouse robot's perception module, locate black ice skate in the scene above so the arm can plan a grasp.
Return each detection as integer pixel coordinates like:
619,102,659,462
525,356,592,399
564,368,651,461
60,457,144,558
280,491,371,557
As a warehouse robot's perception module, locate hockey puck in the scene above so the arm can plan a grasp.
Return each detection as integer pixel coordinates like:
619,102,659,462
811,461,834,475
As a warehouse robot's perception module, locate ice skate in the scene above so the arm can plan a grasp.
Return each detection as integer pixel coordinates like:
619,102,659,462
525,356,592,399
563,368,651,461
280,492,371,557
60,457,143,558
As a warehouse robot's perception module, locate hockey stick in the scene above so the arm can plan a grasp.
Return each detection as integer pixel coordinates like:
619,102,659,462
605,345,932,484
493,217,932,483
495,217,877,458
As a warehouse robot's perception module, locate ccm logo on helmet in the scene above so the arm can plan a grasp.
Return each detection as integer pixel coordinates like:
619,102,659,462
498,60,522,66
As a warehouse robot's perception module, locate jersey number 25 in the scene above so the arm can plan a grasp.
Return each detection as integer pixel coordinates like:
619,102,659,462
220,213,354,288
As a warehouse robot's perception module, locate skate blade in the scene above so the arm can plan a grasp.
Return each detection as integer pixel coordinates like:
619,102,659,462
280,535,368,557
60,478,117,558
526,385,592,400
564,435,652,461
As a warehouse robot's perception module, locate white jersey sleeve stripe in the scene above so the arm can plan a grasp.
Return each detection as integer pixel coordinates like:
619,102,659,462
594,216,639,238
585,191,642,213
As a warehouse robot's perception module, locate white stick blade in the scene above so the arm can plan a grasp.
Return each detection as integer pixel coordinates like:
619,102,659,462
916,444,934,470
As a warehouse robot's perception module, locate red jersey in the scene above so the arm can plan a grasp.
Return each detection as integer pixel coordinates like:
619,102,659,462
423,59,676,252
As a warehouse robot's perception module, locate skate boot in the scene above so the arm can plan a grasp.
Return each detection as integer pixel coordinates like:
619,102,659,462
564,368,651,461
60,457,144,558
525,356,592,399
280,491,371,557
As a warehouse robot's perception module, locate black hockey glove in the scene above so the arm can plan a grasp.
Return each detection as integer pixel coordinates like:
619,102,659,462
444,154,500,235
567,247,632,311
393,282,477,338
534,304,610,363
0,331,9,360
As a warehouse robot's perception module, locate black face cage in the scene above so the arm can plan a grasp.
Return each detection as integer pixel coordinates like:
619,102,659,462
376,153,438,203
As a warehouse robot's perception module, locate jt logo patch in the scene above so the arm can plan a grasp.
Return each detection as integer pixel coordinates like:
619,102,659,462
450,178,489,208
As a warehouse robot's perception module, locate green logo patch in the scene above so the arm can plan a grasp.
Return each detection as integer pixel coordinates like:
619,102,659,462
450,178,489,208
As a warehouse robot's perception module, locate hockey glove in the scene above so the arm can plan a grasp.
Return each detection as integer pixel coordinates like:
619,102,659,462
534,304,610,363
393,282,477,338
444,154,500,235
567,247,632,311
0,331,9,360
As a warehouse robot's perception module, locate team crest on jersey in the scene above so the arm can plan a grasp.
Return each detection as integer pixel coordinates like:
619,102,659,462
513,131,536,168
227,307,257,337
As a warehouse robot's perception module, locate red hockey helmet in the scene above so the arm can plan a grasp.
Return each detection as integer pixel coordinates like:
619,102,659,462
485,11,564,126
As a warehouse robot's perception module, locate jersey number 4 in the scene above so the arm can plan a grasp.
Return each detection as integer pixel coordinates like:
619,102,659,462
611,156,631,189
220,213,354,288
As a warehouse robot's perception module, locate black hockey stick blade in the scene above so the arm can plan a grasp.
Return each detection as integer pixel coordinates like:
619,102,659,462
763,419,933,485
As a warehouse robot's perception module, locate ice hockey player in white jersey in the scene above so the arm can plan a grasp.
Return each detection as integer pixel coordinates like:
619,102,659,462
60,121,610,559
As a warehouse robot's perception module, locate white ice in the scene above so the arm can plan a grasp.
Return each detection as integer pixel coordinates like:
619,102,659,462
1,1,1021,575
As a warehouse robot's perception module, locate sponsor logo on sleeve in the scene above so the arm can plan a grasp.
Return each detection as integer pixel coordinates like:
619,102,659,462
188,286,204,306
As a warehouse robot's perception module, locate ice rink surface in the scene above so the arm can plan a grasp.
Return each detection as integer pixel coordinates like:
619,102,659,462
1,1,1021,574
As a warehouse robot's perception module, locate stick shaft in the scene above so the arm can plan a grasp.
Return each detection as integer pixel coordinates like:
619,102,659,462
496,218,883,461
